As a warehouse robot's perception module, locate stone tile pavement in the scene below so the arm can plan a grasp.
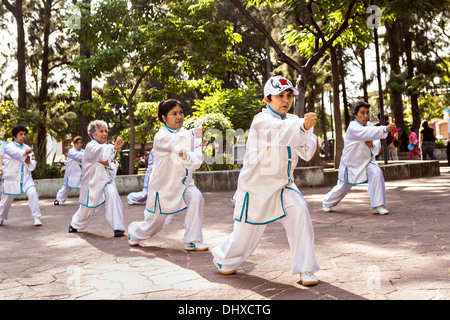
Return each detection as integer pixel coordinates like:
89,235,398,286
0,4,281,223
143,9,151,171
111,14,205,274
0,168,449,301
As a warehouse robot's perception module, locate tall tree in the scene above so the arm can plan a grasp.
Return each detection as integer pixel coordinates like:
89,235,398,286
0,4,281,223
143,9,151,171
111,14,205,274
1,0,26,111
229,0,358,117
71,0,244,173
72,0,93,145
229,0,371,168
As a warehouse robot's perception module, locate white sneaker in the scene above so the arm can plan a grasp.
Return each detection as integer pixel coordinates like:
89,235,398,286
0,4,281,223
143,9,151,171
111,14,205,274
322,205,332,212
300,271,318,286
33,218,42,226
185,241,209,251
375,206,389,215
213,258,236,275
128,234,140,246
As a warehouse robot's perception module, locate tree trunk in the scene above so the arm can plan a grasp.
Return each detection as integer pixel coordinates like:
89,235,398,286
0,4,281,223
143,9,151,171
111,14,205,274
403,20,421,134
360,48,369,102
2,0,27,111
385,20,405,129
329,46,344,169
127,98,135,175
320,91,329,159
294,71,307,117
36,0,52,165
78,0,93,145
337,44,350,130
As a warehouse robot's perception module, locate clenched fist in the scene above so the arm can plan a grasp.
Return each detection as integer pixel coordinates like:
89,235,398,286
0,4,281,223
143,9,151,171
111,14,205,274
385,123,397,133
303,112,317,130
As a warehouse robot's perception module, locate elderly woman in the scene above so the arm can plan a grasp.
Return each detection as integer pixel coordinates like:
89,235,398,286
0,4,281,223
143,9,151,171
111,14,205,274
68,120,125,237
211,76,320,286
323,101,397,215
54,136,85,205
128,99,208,251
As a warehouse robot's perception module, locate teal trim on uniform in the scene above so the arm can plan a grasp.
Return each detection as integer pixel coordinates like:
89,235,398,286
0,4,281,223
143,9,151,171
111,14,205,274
12,140,23,147
234,192,249,223
234,191,287,225
286,146,293,183
79,188,106,208
145,191,188,215
338,167,368,185
182,168,189,186
164,124,178,133
266,105,284,120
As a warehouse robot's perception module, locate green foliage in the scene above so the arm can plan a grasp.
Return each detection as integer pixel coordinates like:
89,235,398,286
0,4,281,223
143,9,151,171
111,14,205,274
120,101,161,144
190,85,263,131
0,101,19,139
70,0,244,86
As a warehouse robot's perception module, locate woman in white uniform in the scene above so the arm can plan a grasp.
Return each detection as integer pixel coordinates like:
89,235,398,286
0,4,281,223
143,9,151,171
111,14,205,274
211,76,320,286
68,120,126,237
0,125,41,226
127,149,154,205
54,136,85,205
128,99,208,251
322,101,397,215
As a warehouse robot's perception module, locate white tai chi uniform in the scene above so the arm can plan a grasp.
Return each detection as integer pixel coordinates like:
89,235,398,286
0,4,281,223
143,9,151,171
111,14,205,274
56,146,84,203
323,120,388,209
128,125,204,244
127,150,154,205
211,107,320,274
0,141,41,221
70,139,125,232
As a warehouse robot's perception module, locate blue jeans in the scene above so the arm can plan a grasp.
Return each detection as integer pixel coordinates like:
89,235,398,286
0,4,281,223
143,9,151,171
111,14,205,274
421,141,436,160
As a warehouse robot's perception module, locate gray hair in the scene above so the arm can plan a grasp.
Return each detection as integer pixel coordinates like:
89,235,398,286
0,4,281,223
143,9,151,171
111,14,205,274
87,120,108,139
351,101,370,115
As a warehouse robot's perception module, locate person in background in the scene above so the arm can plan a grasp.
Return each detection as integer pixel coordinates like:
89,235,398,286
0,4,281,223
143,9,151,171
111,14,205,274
0,125,42,226
127,149,154,205
128,99,208,252
323,101,397,216
0,131,6,177
419,121,436,160
68,120,126,237
54,136,85,205
390,121,399,160
408,127,421,160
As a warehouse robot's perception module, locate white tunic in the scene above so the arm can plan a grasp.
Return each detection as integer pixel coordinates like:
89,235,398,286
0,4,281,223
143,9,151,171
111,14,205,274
64,147,84,188
145,126,202,215
233,107,317,225
1,141,37,195
78,139,117,208
338,120,388,185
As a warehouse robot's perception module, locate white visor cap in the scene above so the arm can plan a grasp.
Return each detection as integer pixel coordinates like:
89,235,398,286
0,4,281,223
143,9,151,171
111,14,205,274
264,76,299,97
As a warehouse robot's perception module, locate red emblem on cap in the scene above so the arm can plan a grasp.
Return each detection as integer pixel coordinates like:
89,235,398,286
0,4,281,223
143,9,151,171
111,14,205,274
279,78,289,86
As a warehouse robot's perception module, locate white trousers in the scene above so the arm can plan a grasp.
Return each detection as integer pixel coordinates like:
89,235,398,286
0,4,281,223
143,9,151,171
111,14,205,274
0,187,41,220
211,188,320,274
127,188,148,205
70,183,125,231
56,185,75,203
128,186,205,243
323,163,387,209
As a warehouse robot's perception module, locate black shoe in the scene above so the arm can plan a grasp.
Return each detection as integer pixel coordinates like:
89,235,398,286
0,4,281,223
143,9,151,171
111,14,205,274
69,225,77,233
114,230,125,237
54,200,59,205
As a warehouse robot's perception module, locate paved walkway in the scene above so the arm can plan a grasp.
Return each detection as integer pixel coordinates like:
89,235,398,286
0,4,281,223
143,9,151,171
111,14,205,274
0,168,449,301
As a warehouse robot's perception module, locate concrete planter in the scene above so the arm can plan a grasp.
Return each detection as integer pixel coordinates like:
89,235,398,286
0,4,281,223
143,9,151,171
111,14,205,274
9,160,440,199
